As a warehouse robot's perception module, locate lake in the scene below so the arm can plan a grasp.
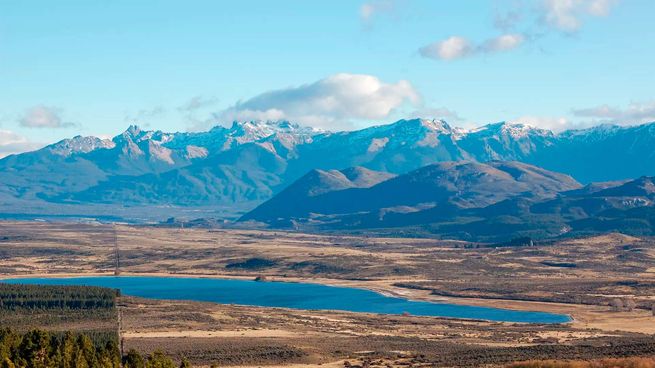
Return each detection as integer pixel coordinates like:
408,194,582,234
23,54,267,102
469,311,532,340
2,276,571,323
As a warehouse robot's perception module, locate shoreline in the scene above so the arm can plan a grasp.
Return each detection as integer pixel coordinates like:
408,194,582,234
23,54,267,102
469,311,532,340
1,271,573,323
3,271,655,333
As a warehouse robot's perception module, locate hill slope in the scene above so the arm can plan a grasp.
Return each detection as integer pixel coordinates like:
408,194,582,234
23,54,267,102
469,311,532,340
240,161,581,228
242,163,655,241
2,118,655,220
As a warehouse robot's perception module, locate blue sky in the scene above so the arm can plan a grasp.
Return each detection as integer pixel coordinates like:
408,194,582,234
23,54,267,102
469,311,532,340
1,0,654,155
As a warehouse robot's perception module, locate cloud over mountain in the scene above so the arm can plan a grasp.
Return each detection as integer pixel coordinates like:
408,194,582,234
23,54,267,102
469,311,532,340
0,130,42,158
19,105,74,129
572,100,655,125
216,73,420,130
177,96,219,112
124,106,166,124
509,99,655,132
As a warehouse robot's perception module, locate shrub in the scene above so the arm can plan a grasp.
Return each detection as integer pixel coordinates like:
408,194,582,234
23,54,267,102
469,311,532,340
507,357,655,368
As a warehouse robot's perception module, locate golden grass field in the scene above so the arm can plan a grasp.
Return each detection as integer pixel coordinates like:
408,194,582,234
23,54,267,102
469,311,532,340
1,221,655,367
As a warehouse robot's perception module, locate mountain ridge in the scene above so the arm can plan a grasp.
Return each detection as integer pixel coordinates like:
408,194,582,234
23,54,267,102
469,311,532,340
1,118,655,220
242,162,655,241
240,160,582,227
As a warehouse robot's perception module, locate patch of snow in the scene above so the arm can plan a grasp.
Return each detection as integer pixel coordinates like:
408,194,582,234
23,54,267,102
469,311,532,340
185,145,208,159
419,119,452,133
417,132,441,147
466,122,552,140
451,127,469,140
148,142,174,164
256,141,278,155
621,198,651,207
48,136,115,156
367,137,389,153
228,120,324,144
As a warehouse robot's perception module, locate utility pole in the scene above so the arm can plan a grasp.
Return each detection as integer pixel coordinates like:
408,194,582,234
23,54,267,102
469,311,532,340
113,225,120,276
112,224,124,357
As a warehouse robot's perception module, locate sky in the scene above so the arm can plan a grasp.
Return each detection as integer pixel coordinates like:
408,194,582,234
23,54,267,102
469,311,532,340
1,0,654,155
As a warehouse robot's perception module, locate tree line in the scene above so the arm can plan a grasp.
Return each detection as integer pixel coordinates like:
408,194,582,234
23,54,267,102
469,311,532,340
0,284,117,311
0,328,189,368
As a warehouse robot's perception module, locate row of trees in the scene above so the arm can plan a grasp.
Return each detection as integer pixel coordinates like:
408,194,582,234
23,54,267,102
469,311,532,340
0,284,117,311
0,328,189,368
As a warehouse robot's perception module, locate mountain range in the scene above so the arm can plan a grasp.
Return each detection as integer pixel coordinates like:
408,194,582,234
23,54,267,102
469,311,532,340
241,160,655,241
1,118,655,225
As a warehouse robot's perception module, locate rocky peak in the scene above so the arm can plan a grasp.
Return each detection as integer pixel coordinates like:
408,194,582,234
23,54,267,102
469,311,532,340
470,122,553,139
47,135,115,156
227,120,324,143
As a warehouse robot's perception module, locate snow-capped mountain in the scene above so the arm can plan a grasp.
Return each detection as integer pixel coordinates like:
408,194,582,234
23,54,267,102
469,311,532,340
0,118,654,220
47,136,116,157
457,122,555,161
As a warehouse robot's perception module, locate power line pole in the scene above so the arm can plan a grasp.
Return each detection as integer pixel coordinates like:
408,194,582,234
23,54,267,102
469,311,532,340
112,224,124,357
113,225,120,276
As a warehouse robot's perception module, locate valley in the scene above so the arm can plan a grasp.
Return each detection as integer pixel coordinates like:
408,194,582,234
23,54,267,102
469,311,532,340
5,2,653,366
1,221,655,366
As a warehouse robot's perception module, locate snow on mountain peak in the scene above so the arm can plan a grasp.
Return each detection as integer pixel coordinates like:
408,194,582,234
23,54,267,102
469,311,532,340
419,118,452,133
115,125,145,143
115,125,177,146
387,118,453,133
227,120,324,143
558,123,622,139
469,122,552,139
147,141,175,164
126,124,141,136
48,135,116,156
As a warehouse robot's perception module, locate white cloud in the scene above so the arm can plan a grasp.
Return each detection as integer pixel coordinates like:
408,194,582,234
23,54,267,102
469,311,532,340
419,36,472,61
494,6,525,31
178,96,221,129
419,34,524,61
481,34,525,52
587,0,616,16
19,105,74,129
360,3,375,20
226,108,286,123
177,96,219,112
0,130,43,157
425,1,620,63
510,115,573,132
542,0,619,32
410,107,465,123
214,73,420,130
124,106,165,123
508,100,655,133
360,0,396,23
572,100,655,125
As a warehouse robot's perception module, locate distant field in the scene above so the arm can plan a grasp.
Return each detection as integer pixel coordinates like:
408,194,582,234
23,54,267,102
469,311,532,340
2,221,655,366
120,296,655,367
1,221,654,313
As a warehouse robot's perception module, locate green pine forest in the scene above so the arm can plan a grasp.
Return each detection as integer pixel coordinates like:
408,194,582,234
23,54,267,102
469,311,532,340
0,283,186,368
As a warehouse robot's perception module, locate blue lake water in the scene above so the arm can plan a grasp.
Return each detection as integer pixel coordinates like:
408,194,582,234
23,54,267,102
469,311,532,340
2,276,571,324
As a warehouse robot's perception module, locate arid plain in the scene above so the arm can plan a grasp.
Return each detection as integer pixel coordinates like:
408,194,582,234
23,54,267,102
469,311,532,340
2,221,655,367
